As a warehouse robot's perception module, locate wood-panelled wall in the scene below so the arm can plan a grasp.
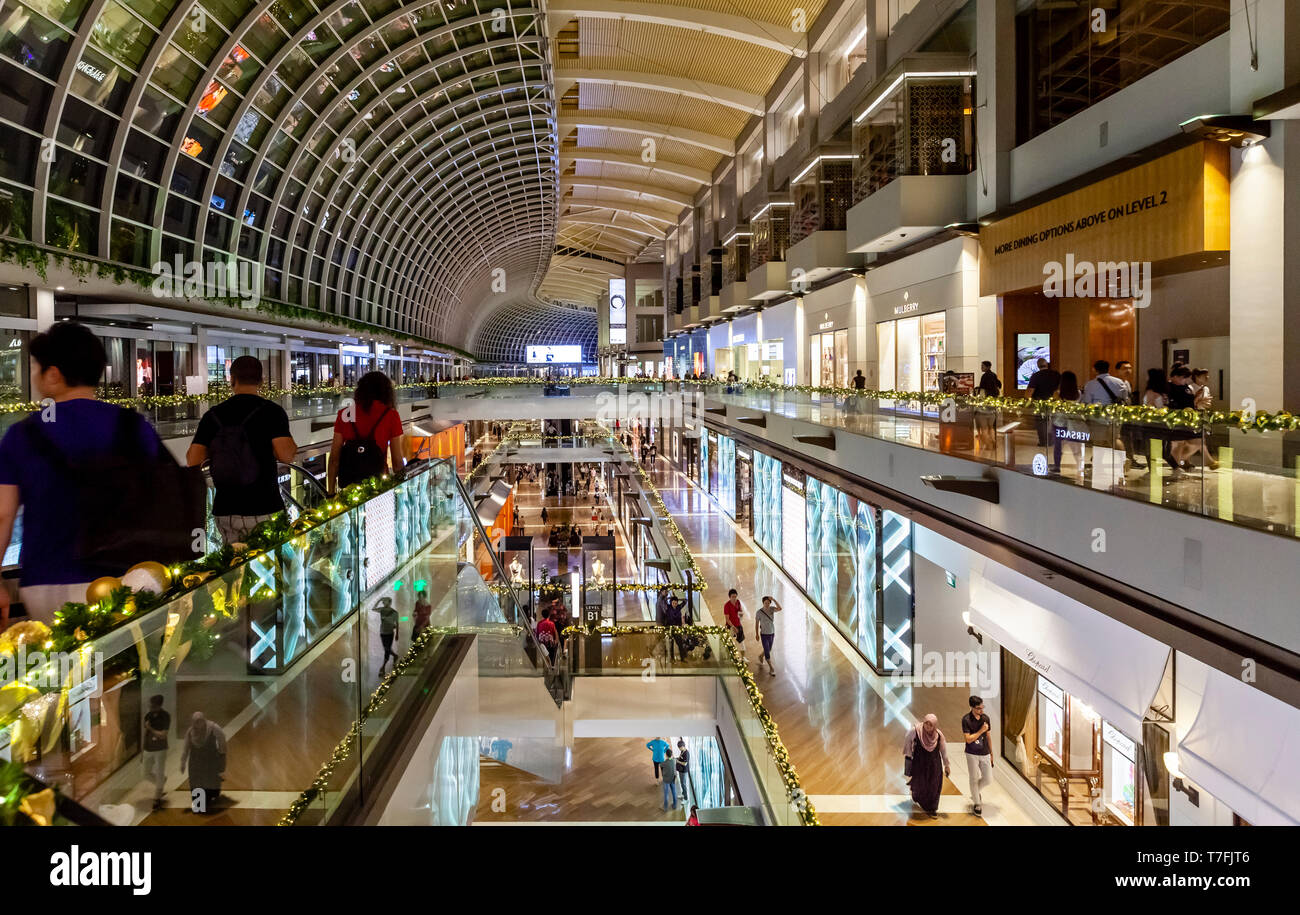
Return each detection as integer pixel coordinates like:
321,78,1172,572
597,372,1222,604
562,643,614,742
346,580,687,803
1000,293,1135,393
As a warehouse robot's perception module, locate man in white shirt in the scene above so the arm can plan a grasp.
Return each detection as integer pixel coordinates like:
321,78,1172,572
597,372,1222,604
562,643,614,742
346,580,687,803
1081,359,1129,404
1081,360,1129,474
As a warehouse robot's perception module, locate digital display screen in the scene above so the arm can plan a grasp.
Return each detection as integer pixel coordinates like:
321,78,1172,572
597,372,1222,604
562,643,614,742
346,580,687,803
526,345,583,364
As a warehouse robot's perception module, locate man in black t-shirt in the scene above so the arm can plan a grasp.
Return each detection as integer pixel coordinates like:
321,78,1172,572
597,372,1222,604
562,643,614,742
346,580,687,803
188,356,297,544
142,694,170,809
962,695,994,816
1026,358,1061,446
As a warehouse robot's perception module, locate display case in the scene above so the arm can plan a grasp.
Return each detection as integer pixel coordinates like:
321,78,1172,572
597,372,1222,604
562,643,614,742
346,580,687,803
582,536,617,626
921,313,946,392
1102,722,1139,825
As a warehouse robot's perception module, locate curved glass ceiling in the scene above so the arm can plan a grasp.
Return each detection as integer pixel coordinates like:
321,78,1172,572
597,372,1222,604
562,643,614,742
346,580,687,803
0,0,558,354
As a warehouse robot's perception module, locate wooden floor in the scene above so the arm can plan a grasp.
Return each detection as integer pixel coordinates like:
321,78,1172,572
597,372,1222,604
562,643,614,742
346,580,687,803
475,737,688,824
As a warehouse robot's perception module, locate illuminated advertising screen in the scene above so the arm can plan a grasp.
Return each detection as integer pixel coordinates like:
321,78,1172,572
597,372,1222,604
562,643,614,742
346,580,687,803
526,345,584,364
609,278,626,327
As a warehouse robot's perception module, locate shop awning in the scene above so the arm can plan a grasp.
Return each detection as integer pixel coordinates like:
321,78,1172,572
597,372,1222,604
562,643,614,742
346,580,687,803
968,560,1170,738
1178,670,1300,825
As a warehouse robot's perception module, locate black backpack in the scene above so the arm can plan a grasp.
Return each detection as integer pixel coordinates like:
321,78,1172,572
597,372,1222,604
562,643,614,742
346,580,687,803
24,408,207,574
207,402,265,489
337,406,391,487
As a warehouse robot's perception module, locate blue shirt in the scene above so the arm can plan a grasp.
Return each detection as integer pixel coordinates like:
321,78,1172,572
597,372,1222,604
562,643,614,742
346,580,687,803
0,401,162,586
647,739,670,763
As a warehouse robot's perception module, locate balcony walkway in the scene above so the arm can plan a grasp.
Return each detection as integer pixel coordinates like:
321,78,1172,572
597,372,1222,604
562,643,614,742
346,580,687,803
647,454,1052,825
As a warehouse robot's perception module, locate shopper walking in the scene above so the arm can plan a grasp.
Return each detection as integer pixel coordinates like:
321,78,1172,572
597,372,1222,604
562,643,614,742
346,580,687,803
188,355,297,544
1050,371,1085,476
722,588,745,646
141,694,171,810
903,714,950,818
180,711,227,814
0,322,190,625
535,606,559,662
646,736,670,782
660,745,679,811
411,588,433,639
755,595,782,675
1025,358,1061,447
961,695,994,816
674,740,691,803
372,595,400,672
974,361,1001,451
328,370,405,492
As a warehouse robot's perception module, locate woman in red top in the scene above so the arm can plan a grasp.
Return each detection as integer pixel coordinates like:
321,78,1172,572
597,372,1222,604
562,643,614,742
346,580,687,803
723,588,744,643
328,371,405,492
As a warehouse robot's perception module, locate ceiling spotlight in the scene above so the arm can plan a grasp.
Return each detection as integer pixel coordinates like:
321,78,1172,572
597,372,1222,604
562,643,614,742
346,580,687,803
1179,114,1270,147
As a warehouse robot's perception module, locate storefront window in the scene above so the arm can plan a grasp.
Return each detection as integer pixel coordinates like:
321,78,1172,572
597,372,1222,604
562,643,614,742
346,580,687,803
101,336,129,397
780,466,806,588
1002,652,1155,825
0,330,26,402
809,328,850,387
880,509,913,672
753,451,783,559
805,476,838,616
878,313,946,393
734,446,753,533
717,435,735,517
699,430,709,492
838,491,878,661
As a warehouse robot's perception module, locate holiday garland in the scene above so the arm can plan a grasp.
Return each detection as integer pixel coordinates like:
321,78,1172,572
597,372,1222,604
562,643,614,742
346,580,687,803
564,623,818,826
278,622,449,826
439,375,1300,434
41,473,403,655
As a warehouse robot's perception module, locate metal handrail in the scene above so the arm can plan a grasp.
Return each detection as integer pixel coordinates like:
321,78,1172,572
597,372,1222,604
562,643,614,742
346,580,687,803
447,469,558,683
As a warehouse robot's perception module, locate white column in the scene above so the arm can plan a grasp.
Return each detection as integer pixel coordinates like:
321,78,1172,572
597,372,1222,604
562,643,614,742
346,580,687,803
191,325,209,395
974,0,1017,217
29,287,55,332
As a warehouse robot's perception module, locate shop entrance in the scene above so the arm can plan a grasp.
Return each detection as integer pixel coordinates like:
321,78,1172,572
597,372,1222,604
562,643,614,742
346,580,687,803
877,313,946,392
808,328,849,388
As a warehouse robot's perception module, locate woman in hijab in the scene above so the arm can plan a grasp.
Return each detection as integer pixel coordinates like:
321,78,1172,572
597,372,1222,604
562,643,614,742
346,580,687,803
903,713,950,818
180,711,227,813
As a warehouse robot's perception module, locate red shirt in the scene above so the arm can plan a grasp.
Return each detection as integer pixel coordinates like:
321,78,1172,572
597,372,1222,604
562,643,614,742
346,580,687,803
723,598,742,627
334,400,403,450
536,618,558,645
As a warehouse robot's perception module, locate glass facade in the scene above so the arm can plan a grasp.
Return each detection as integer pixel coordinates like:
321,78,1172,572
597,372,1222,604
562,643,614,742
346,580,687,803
717,435,735,517
802,474,896,671
753,451,783,560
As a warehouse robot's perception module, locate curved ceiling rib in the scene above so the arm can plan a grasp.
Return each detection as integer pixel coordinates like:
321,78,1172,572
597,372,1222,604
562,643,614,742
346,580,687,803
3,0,830,356
9,0,559,354
537,0,822,307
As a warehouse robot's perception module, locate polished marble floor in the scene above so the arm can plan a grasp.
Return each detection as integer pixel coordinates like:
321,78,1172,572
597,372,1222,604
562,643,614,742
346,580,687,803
475,737,691,824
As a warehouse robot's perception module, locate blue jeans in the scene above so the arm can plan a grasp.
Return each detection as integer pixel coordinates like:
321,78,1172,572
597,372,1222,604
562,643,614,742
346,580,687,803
662,779,678,809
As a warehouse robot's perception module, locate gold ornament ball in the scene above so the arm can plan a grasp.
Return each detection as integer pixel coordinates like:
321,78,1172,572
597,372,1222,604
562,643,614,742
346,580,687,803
86,576,123,605
122,561,170,595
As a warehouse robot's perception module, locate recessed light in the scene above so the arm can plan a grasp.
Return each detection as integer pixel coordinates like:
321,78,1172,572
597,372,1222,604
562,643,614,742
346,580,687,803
56,286,65,291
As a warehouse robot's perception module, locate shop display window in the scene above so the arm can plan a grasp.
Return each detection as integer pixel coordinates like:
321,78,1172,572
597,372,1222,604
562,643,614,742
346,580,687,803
780,467,807,589
1002,653,1154,825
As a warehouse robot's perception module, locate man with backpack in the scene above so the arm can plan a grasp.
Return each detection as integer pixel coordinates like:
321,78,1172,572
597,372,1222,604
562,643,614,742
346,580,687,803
0,323,200,623
188,356,297,544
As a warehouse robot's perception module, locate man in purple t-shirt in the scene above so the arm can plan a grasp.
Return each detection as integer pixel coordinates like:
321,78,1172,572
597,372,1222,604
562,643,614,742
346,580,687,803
0,323,162,624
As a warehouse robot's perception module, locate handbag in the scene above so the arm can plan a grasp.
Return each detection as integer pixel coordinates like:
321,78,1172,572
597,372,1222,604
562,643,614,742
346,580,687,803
904,756,913,777
734,624,745,643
